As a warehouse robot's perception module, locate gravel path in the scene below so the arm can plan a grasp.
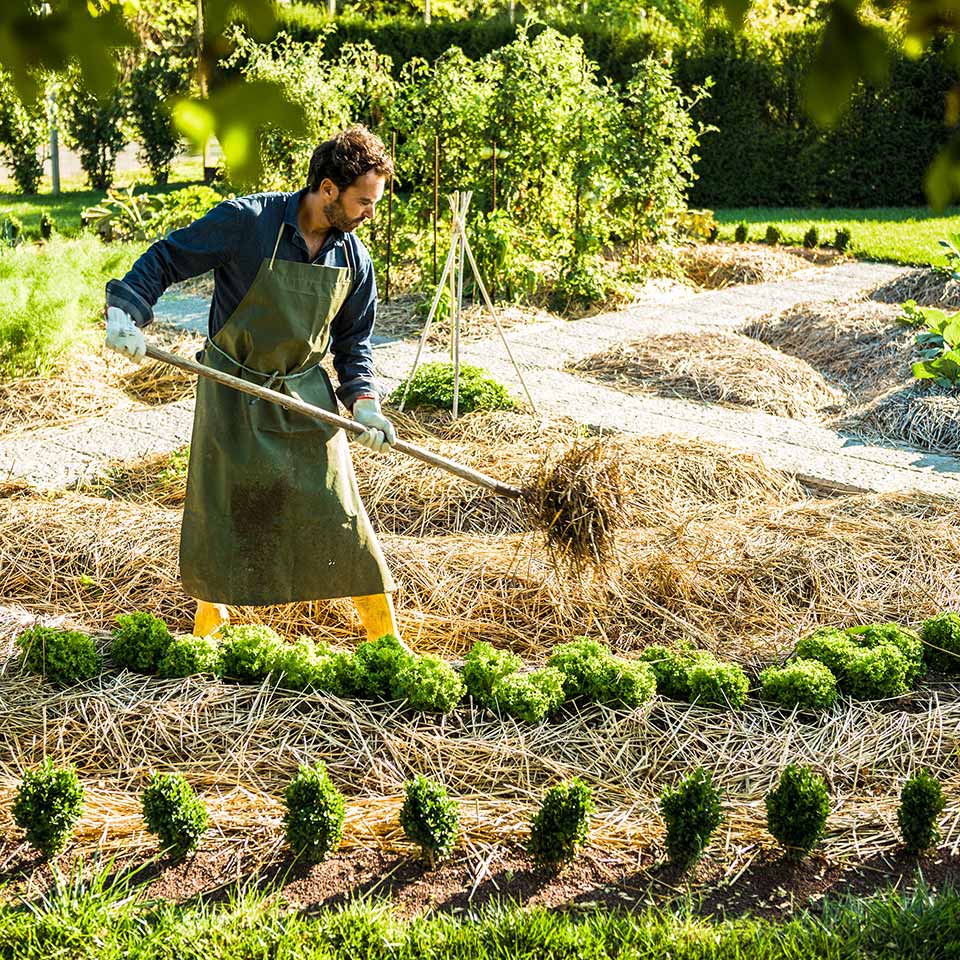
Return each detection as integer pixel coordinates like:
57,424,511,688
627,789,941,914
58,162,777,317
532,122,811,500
4,258,958,497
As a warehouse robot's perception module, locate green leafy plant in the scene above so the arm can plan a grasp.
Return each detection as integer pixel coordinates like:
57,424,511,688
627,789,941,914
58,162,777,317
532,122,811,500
351,634,416,700
803,225,819,248
272,638,335,690
547,636,611,700
659,767,723,868
389,362,517,414
311,651,358,698
897,770,945,854
399,775,459,868
550,255,610,311
897,300,960,388
687,658,749,710
794,628,859,677
765,764,830,860
393,655,466,714
734,222,748,243
59,66,127,190
39,213,55,240
492,668,566,724
0,70,45,194
15,625,101,686
129,56,189,185
921,612,960,673
597,658,658,709
843,644,910,700
462,641,522,706
81,186,165,243
528,778,594,868
216,625,284,682
637,643,703,700
283,762,346,863
157,634,220,679
1,213,23,246
141,772,209,858
764,224,783,245
833,227,852,252
110,611,173,673
847,623,925,685
13,759,84,858
760,659,838,710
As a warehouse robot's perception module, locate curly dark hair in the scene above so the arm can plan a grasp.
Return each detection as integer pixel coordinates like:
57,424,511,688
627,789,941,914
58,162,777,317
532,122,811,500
306,124,394,191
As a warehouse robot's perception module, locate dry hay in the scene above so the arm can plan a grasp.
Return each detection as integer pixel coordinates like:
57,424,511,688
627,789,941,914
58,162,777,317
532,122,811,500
570,331,846,421
678,243,812,289
0,671,957,863
869,267,960,310
117,333,202,405
2,486,959,662
841,382,960,457
742,299,912,401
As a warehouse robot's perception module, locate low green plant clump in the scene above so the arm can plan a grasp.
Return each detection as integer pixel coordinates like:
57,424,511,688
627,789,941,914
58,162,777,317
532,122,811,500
141,772,209,858
833,227,852,252
388,362,516,414
637,643,705,700
921,612,960,673
110,611,173,672
399,775,459,869
39,213,55,240
687,658,750,710
795,627,858,676
528,778,594,868
15,625,101,686
843,644,910,700
393,654,466,714
12,759,84,857
897,770,945,854
547,637,656,708
847,624,925,685
1,213,22,245
659,767,723,868
216,625,284,682
734,221,748,242
491,667,566,724
272,637,336,689
462,641,522,705
759,658,839,710
765,764,830,860
350,634,415,699
158,634,220,678
764,224,783,245
803,225,819,248
283,762,346,863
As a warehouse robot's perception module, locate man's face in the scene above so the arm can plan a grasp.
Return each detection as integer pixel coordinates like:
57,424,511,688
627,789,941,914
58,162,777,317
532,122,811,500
323,171,387,232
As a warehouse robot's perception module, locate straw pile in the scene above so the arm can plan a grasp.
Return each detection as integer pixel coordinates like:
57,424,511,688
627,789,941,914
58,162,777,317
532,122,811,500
869,267,960,310
570,332,846,421
678,243,811,289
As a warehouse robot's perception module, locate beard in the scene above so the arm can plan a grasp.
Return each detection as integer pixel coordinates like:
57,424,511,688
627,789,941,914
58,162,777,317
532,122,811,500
323,197,363,233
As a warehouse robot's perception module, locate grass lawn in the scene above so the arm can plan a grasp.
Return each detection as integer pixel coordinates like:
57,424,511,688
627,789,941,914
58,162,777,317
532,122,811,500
714,207,960,268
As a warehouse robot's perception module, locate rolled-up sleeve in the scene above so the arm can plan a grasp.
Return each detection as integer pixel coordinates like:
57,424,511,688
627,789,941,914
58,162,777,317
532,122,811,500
105,199,243,327
330,251,379,411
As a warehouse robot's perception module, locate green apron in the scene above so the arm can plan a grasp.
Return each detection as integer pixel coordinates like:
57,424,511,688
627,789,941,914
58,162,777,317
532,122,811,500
179,224,395,605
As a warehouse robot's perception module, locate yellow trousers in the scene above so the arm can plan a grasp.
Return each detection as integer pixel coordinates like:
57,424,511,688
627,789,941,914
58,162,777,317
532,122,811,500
193,593,400,643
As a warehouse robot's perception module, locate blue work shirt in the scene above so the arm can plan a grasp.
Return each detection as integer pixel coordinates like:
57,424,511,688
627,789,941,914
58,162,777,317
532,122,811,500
105,188,380,410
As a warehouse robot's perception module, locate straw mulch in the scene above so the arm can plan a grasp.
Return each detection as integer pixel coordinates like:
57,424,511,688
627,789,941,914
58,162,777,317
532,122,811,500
678,243,815,289
869,267,960,310
742,299,912,401
570,332,846,421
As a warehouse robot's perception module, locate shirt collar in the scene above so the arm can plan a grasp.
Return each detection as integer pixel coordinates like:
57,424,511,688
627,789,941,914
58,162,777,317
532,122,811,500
285,188,345,254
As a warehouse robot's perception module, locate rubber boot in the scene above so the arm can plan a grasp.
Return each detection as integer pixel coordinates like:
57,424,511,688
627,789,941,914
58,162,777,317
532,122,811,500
194,599,230,637
352,593,412,651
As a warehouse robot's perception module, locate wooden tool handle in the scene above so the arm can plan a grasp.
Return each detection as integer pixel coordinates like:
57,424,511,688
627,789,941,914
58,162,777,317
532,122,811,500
146,343,524,499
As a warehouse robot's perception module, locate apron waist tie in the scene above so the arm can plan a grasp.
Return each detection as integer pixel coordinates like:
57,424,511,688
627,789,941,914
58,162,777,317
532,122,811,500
204,338,320,383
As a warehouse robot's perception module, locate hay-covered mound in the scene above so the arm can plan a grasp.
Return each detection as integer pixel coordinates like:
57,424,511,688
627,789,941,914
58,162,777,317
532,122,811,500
868,267,960,310
570,331,845,421
678,243,815,288
742,299,911,400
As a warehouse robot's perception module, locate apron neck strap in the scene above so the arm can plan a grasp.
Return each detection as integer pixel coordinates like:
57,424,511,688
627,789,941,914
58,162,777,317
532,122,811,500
269,222,285,270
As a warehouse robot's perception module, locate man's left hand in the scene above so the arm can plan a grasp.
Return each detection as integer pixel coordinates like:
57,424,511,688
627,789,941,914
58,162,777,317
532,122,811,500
352,397,396,453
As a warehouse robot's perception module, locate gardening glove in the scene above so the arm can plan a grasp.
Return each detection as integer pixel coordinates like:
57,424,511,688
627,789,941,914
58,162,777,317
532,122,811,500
352,396,396,453
104,306,146,364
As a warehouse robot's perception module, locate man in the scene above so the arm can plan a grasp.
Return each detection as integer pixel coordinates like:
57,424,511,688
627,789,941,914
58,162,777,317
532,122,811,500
104,124,402,643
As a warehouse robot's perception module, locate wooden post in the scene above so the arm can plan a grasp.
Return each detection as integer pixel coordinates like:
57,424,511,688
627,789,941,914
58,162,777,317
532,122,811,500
433,135,439,285
385,131,395,303
491,140,497,212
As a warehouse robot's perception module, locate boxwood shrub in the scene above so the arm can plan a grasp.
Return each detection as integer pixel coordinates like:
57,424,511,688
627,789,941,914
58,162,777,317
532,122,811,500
659,767,723,868
141,772,209,858
528,778,594,868
897,769,945,854
12,759,84,858
765,764,830,860
399,775,459,868
283,762,346,863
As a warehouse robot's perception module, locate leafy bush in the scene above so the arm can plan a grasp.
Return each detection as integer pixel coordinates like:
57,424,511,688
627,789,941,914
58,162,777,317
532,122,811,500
216,625,284,682
492,667,566,724
12,759,84,857
389,362,516,414
399,775,459,868
659,767,723,867
312,651,359,698
393,655,466,714
547,636,611,700
550,256,610,312
59,67,127,190
637,643,704,700
921,612,960,673
15,625,101,686
897,301,960,388
351,634,416,699
764,224,783,245
283,763,346,863
141,772,209,858
833,227,852,252
597,658,657,709
0,70,45,194
795,628,859,677
110,611,173,673
462,641,522,705
847,623,924,685
687,658,749,710
759,659,838,710
897,770,945,854
39,213,56,240
129,56,188,185
734,222,748,243
803,225,819,248
843,644,910,700
158,634,220,679
765,764,829,860
1,214,23,246
82,185,225,244
528,778,594,868
272,637,335,689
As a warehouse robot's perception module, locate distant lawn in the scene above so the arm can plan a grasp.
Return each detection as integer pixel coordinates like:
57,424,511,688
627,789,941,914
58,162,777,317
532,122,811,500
714,207,960,268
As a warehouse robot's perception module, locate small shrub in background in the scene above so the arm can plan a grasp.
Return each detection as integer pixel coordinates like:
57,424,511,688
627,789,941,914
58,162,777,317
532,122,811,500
921,612,960,673
833,227,852,252
110,611,173,673
39,213,55,240
764,224,783,245
843,644,910,700
1,213,23,246
283,763,346,863
351,634,416,699
15,625,101,686
897,770,945,854
216,625,284,682
157,634,220,678
492,667,566,724
462,641,522,705
389,362,517,414
687,658,749,710
803,225,819,248
12,759,84,857
759,659,838,710
59,67,127,190
393,655,466,714
272,638,334,689
659,767,723,868
734,222,748,243
399,775,459,868
141,772,209,858
706,223,719,243
765,764,830,860
528,778,594,868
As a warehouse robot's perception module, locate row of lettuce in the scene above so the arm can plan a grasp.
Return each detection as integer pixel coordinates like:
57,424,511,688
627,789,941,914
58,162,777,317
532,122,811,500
10,611,960,719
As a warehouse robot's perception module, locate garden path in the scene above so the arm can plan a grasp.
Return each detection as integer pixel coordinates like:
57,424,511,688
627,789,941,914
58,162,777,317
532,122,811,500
4,258,959,498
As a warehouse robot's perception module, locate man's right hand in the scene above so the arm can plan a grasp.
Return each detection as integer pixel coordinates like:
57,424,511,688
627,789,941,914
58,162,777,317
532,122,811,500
105,306,147,363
